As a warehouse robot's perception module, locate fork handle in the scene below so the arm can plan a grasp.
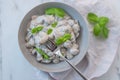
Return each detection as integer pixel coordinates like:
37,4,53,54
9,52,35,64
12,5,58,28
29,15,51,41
63,57,88,80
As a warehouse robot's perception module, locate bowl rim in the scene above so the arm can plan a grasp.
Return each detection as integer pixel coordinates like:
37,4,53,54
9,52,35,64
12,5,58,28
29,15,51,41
18,1,89,72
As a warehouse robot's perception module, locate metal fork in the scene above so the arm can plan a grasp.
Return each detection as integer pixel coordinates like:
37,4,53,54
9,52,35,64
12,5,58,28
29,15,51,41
46,39,88,80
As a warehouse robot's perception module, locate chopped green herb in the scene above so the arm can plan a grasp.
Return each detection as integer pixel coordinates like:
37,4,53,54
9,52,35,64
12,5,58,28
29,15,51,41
87,12,109,38
47,28,53,35
31,25,43,34
51,22,58,28
55,33,71,45
45,8,65,18
35,47,49,60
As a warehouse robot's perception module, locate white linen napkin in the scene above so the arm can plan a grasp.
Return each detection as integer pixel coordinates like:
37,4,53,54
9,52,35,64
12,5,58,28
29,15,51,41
36,0,120,80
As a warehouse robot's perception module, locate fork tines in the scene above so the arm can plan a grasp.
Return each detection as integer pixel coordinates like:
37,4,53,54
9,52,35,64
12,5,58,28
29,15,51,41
46,39,57,52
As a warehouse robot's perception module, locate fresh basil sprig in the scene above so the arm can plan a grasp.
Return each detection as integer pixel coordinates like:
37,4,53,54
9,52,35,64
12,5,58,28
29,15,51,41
55,33,71,45
87,12,109,38
31,25,43,34
45,8,65,18
35,47,49,60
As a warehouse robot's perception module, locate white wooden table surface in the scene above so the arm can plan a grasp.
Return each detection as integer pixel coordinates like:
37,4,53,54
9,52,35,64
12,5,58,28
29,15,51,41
0,0,120,80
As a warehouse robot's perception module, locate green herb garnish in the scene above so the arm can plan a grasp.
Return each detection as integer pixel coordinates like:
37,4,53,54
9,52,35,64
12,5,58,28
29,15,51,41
47,28,53,35
45,8,65,18
35,47,49,60
31,25,43,34
87,12,109,38
93,24,101,36
55,33,71,45
102,26,109,38
87,13,99,23
51,22,58,28
98,17,109,27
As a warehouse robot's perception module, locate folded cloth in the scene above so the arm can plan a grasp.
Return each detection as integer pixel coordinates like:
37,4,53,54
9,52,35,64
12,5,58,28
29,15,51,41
36,0,120,80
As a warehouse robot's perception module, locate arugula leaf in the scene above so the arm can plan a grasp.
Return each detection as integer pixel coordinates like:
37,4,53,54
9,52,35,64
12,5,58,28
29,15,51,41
45,8,65,18
102,26,109,38
99,17,109,27
87,12,99,23
55,33,71,45
31,25,43,34
51,22,58,28
93,24,101,36
35,47,49,60
47,28,53,35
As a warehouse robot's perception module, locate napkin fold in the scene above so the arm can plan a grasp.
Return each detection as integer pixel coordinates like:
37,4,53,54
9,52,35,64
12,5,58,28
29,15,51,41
36,0,120,80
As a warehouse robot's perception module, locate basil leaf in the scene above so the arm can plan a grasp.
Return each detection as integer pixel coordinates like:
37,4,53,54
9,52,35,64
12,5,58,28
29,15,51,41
47,28,53,35
55,33,71,45
55,8,65,18
93,24,101,36
87,13,99,23
51,22,58,28
102,26,109,38
45,8,65,18
63,33,71,41
31,25,43,34
99,17,109,27
55,37,63,46
35,47,49,60
45,8,56,15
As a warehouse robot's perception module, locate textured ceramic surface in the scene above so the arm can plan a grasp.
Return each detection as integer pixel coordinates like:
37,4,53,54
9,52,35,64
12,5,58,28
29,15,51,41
18,2,89,72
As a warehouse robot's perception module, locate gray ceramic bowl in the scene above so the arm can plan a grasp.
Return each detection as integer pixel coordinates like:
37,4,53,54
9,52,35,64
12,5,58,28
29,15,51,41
18,2,89,72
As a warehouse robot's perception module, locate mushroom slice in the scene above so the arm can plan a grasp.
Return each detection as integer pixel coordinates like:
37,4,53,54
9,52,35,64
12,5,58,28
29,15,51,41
72,43,79,49
41,59,51,63
69,48,79,56
71,32,76,43
63,40,72,49
64,15,71,20
36,52,43,62
34,31,48,44
25,32,32,41
49,54,56,60
44,15,55,24
31,49,37,55
66,53,73,60
53,58,60,64
25,38,35,48
31,15,38,20
47,52,54,56
72,24,80,34
67,19,75,26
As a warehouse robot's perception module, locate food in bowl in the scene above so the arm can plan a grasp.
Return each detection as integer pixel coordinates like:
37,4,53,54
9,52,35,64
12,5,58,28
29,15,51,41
25,8,80,64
